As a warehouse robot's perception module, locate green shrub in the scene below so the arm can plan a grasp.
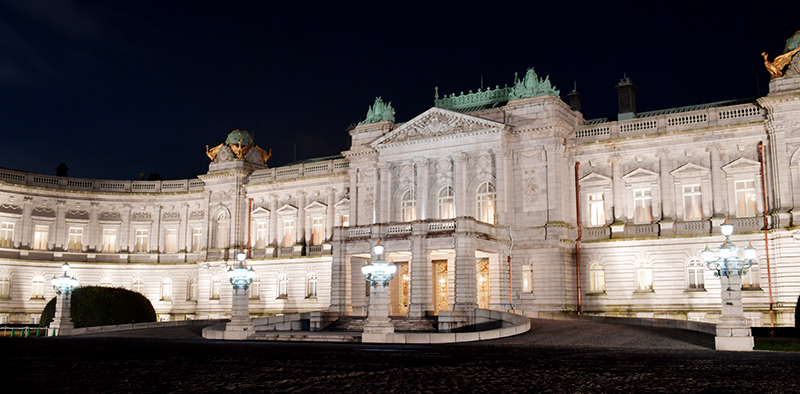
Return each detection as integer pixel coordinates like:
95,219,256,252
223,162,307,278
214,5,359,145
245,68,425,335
40,286,156,328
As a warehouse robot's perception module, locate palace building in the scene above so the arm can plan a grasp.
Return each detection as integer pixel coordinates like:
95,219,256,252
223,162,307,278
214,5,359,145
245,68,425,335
1,33,800,327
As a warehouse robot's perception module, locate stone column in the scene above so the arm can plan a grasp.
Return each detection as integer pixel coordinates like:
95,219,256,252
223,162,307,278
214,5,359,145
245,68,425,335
21,197,33,248
329,230,348,315
298,191,306,246
408,222,430,319
55,199,67,250
121,203,131,252
454,153,468,217
89,202,100,250
609,155,625,237
269,194,279,247
181,203,190,253
715,270,754,351
326,187,336,241
499,148,511,224
657,149,674,233
362,281,394,343
350,169,358,225
709,144,727,230
382,163,393,222
452,220,477,311
416,159,429,220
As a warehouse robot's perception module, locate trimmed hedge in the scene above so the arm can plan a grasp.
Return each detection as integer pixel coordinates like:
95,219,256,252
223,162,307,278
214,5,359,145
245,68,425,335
40,286,156,328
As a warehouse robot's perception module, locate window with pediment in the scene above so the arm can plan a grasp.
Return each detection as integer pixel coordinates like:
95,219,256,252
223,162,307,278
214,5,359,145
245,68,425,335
721,158,761,218
622,168,659,224
33,225,49,250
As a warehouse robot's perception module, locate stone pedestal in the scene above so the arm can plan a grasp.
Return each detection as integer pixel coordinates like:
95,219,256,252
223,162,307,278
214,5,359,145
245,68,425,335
714,273,753,351
225,287,253,340
362,284,394,343
51,293,74,332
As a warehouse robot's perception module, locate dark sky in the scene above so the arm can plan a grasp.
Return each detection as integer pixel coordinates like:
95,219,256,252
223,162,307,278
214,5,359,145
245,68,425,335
1,1,797,180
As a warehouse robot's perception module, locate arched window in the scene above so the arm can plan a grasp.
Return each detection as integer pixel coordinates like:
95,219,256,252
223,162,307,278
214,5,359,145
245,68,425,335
161,278,172,300
277,274,289,298
249,276,260,299
401,190,416,222
589,263,605,293
0,275,10,299
437,186,455,219
132,278,144,294
187,277,198,301
215,212,229,249
635,261,653,291
307,273,318,298
687,258,705,290
476,181,496,224
100,277,113,288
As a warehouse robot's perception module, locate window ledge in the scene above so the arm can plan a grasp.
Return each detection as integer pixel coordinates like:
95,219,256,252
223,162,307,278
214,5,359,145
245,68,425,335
29,297,46,301
633,290,655,295
742,287,763,292
276,295,288,300
684,288,706,293
585,292,607,296
305,296,318,301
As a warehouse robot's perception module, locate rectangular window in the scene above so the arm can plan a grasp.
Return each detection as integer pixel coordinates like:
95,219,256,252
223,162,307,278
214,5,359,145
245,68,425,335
590,264,606,293
0,222,14,248
33,225,49,250
255,222,267,248
742,264,760,289
216,222,228,248
102,229,116,252
192,228,202,252
211,278,220,299
249,277,260,299
135,229,149,253
0,276,10,298
340,214,349,227
633,189,653,223
165,229,178,253
521,265,533,293
735,180,757,217
67,227,83,252
31,278,44,299
311,217,324,245
283,219,295,247
683,185,703,220
588,193,605,226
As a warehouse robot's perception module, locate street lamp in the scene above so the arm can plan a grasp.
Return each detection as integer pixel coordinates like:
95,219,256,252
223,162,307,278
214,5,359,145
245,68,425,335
226,251,255,336
49,262,79,334
227,252,256,290
701,217,756,351
361,240,396,342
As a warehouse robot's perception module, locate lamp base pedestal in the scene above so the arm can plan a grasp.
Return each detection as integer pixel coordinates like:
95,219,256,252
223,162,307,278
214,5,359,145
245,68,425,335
715,335,754,351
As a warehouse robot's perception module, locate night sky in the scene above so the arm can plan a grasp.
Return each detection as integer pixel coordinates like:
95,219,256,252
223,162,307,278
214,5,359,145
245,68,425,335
1,1,798,181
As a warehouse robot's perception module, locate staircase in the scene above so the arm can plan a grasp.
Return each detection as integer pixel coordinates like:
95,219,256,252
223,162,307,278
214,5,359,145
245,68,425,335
323,316,438,332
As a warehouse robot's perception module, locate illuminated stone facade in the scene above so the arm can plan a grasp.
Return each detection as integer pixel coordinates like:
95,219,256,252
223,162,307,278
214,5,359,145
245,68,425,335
1,49,800,327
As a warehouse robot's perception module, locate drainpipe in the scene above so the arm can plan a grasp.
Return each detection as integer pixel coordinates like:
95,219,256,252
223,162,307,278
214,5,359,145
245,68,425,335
506,224,513,309
247,198,253,258
757,142,774,327
575,162,582,315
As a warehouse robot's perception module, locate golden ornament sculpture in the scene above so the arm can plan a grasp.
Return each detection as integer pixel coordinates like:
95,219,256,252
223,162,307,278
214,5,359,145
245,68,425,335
762,47,800,80
255,146,272,165
229,141,252,159
206,144,222,161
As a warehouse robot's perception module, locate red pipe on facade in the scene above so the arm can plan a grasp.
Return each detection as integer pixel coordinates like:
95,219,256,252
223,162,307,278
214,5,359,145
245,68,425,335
757,142,774,327
575,162,582,315
247,198,253,259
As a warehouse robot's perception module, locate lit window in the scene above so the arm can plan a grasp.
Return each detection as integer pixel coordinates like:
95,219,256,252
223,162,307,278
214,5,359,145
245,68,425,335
307,273,318,298
311,217,324,245
340,214,350,227
633,189,652,223
192,228,202,252
683,185,703,220
742,263,760,289
0,222,14,248
278,274,288,298
0,275,10,298
132,279,144,294
521,265,533,293
687,258,705,290
283,219,295,247
33,225,49,250
216,216,228,248
165,229,178,253
588,193,605,226
67,227,83,252
210,277,220,299
249,276,260,299
102,229,116,252
100,278,113,288
161,278,172,300
590,263,605,293
187,277,198,301
401,190,416,222
255,222,268,248
438,186,455,219
476,182,496,224
635,261,653,291
135,229,149,253
735,180,758,217
31,277,45,299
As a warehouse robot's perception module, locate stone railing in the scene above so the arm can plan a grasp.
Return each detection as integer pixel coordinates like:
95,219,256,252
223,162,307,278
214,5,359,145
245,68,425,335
343,218,508,241
249,157,349,184
0,168,205,193
575,102,763,141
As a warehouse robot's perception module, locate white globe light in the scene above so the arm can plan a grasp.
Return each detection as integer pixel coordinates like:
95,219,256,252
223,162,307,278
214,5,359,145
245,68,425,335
373,243,384,256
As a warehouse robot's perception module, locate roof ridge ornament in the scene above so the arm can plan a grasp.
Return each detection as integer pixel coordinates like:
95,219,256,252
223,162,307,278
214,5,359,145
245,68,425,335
509,67,560,100
358,97,395,125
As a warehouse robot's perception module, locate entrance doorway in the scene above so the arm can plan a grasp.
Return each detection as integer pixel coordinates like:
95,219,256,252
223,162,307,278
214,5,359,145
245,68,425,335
477,258,489,309
433,260,448,314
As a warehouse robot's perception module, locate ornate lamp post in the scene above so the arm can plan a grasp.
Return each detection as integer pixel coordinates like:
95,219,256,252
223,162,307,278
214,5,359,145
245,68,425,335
226,251,255,335
361,240,397,342
50,262,79,334
701,218,756,351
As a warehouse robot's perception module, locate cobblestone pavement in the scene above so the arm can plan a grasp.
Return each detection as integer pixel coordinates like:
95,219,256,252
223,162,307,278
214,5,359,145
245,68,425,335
3,319,799,393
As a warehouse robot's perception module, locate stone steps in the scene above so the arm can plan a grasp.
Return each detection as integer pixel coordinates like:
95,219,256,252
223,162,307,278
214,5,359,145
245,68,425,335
323,316,438,332
250,332,360,343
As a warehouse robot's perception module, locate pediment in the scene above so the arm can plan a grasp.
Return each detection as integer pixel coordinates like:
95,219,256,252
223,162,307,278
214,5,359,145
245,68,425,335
622,168,659,184
579,172,612,186
372,107,507,147
305,201,327,211
721,157,760,174
251,207,270,216
334,198,350,208
276,204,297,214
670,162,710,179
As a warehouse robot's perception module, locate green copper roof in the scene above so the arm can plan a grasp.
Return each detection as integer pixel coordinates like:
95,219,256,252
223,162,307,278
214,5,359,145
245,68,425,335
784,30,800,53
359,97,395,125
434,68,559,113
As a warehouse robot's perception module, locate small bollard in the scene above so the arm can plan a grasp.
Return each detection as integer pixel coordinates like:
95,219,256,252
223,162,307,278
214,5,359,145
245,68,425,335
10,328,14,337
